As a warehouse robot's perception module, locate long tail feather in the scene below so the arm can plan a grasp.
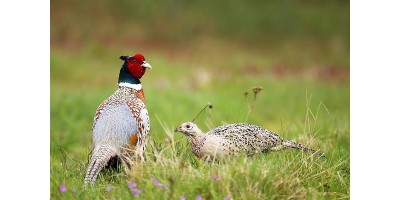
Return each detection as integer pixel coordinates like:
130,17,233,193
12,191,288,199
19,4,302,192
84,145,117,185
282,140,324,157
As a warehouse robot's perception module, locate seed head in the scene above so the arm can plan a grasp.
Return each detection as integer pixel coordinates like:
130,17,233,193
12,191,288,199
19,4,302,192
252,87,263,94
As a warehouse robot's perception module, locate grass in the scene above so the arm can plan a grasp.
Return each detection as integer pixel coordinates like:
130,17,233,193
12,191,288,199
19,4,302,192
50,48,349,199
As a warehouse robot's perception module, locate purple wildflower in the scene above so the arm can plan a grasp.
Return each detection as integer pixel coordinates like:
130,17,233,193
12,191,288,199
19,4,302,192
132,188,141,197
150,177,163,187
196,195,203,200
223,196,230,200
107,185,113,192
59,184,67,193
180,195,186,200
128,182,137,189
71,188,76,194
210,175,221,181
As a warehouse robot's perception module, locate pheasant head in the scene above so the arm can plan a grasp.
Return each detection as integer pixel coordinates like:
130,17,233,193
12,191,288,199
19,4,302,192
118,54,152,85
174,122,204,137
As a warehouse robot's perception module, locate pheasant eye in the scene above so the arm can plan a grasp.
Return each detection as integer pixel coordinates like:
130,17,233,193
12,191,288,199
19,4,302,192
185,124,191,129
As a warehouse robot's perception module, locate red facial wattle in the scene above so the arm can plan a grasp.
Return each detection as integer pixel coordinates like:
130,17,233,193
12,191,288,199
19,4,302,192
127,54,146,78
127,62,146,78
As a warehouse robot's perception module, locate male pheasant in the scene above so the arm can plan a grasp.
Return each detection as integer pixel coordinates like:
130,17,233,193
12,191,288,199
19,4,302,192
84,54,152,185
175,122,321,161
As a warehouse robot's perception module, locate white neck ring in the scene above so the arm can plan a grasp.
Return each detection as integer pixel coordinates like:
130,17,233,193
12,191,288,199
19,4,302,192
118,82,142,90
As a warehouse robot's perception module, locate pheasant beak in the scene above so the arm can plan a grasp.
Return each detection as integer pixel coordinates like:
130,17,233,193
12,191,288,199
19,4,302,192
141,61,152,69
174,127,181,132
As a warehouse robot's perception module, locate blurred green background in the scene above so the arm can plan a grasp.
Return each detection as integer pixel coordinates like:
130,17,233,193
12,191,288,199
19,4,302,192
51,0,349,67
51,0,349,198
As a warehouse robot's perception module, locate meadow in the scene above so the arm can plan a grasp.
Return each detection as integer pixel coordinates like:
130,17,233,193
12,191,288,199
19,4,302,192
51,1,349,199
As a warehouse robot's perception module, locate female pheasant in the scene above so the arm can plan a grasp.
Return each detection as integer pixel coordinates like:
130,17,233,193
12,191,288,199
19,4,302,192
84,54,152,185
175,122,321,161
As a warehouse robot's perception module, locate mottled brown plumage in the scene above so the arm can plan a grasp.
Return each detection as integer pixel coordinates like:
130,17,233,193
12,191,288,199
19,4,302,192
175,122,321,161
